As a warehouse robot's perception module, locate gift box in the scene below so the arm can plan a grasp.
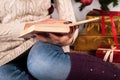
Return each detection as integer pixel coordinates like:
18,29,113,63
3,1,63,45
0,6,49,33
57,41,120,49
85,9,120,36
73,9,120,51
73,35,120,51
96,45,120,63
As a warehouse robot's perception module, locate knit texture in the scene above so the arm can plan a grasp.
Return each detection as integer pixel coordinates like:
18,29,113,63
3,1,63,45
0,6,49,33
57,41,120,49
0,0,76,66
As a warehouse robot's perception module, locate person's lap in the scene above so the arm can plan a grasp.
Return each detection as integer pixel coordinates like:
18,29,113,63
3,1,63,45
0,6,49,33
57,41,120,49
0,41,71,80
1,41,120,80
27,41,71,80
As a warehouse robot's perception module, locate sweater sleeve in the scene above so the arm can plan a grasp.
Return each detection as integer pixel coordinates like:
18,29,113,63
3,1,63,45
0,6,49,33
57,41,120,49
54,0,79,52
0,22,26,38
54,0,76,22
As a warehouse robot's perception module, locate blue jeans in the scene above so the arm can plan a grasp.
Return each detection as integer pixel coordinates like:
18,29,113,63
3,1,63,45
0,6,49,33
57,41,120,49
0,41,71,80
0,59,29,80
27,41,71,80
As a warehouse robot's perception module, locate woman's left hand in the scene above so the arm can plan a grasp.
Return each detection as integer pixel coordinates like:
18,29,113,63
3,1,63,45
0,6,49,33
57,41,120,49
33,19,78,46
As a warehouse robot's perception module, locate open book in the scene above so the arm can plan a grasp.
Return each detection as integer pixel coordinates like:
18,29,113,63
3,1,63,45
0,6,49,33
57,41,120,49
19,17,100,38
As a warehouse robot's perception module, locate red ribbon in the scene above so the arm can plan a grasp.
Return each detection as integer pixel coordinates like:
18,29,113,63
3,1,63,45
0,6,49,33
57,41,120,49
101,16,105,36
93,9,120,49
109,14,119,48
93,9,120,16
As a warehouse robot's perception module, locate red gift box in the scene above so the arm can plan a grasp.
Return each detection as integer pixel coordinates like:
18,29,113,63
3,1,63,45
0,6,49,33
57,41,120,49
96,45,120,63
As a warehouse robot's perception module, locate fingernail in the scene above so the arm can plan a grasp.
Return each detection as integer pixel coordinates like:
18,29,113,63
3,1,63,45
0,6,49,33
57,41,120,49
64,21,72,24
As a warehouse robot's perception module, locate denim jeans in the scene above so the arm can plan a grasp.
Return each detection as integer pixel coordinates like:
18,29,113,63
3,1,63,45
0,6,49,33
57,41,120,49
27,41,71,80
0,41,71,80
0,58,29,80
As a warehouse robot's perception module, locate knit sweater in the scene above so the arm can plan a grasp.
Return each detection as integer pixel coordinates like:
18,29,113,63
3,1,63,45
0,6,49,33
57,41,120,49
0,0,76,66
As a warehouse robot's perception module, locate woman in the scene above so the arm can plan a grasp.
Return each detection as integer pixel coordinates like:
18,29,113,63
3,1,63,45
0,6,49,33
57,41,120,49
0,0,77,80
0,0,120,80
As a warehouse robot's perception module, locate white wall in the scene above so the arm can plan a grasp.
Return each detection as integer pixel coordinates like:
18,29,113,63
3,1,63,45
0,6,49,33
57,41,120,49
52,0,120,30
72,0,120,21
52,0,120,21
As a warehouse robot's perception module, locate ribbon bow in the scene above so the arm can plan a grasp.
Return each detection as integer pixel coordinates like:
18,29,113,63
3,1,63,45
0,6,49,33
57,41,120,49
103,46,116,62
98,46,117,62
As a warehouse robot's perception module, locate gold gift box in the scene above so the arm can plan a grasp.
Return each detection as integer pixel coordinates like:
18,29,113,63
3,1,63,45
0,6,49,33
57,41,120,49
73,10,120,51
73,35,120,51
85,15,120,36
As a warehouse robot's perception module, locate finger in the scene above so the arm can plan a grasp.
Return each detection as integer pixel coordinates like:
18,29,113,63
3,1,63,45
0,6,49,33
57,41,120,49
49,33,69,43
63,21,72,24
49,33,59,40
34,34,48,42
69,25,79,34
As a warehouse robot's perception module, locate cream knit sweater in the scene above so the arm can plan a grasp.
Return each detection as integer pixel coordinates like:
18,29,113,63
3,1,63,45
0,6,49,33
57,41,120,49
0,0,77,66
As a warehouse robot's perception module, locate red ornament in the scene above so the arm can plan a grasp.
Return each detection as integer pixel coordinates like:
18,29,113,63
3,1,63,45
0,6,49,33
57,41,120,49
80,0,93,6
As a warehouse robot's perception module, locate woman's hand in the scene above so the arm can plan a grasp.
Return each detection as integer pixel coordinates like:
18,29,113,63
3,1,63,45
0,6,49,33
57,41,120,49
25,19,78,46
34,32,74,46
